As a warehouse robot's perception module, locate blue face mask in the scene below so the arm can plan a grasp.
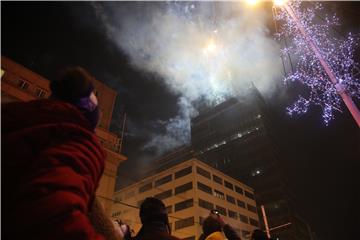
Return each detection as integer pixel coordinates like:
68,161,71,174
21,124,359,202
75,94,100,130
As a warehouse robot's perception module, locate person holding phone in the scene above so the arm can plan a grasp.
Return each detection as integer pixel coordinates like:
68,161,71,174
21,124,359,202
198,210,241,240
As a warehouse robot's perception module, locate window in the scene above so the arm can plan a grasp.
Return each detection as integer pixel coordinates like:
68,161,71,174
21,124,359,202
175,166,192,179
224,181,234,190
199,216,205,225
175,217,194,230
237,199,246,209
196,167,211,179
35,88,47,98
213,189,225,200
245,190,255,200
112,211,121,217
213,174,223,185
175,182,193,195
18,79,29,90
139,182,152,193
124,191,134,199
166,205,172,214
247,204,257,213
199,199,214,211
215,206,227,216
249,218,259,227
239,214,248,223
197,182,212,195
155,174,172,187
228,210,238,219
235,186,244,195
226,195,236,204
175,199,193,212
183,237,196,240
154,189,172,200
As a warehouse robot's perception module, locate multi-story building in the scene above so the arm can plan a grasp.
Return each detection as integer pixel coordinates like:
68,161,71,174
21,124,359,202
147,85,312,240
112,158,259,240
1,56,127,214
190,87,313,240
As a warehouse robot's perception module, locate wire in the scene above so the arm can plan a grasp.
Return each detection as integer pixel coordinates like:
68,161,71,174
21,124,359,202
97,194,201,224
96,194,200,237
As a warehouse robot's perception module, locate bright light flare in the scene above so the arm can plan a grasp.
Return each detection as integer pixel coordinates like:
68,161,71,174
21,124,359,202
273,0,287,6
205,42,217,53
246,0,258,6
203,39,219,55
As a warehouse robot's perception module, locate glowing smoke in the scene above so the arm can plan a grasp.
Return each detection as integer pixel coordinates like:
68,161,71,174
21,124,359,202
92,2,282,155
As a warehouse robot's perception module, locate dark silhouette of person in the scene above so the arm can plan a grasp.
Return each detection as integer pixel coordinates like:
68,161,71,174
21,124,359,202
199,211,241,240
135,197,180,240
251,229,273,240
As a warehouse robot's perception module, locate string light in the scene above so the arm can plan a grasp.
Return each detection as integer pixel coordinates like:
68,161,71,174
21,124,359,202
274,0,360,125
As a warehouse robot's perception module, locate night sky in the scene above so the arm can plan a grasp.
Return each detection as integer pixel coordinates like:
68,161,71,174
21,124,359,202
2,1,359,239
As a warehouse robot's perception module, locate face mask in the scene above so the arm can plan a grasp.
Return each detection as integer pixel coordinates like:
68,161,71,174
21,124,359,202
76,92,100,130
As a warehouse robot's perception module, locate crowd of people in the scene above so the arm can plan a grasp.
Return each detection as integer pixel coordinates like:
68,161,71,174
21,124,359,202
3,67,273,240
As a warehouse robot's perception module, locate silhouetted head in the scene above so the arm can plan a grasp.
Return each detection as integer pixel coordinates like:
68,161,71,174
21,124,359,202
139,197,169,225
251,229,269,240
202,216,222,237
50,67,100,129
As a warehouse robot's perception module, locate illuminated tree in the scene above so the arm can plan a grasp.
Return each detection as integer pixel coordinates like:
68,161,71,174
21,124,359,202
274,0,360,125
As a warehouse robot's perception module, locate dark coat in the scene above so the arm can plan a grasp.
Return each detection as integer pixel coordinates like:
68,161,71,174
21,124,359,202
135,222,182,240
3,100,106,240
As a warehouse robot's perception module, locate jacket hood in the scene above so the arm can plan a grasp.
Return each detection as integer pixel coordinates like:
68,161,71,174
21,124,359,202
2,99,92,134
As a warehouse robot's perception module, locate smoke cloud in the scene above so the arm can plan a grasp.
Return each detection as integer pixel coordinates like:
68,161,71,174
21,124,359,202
92,2,282,155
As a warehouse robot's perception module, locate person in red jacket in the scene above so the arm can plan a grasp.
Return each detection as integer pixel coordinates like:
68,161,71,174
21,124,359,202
3,67,108,240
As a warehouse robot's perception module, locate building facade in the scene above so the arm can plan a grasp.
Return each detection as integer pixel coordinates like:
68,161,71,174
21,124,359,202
148,86,313,240
1,56,127,214
112,158,259,240
190,88,313,240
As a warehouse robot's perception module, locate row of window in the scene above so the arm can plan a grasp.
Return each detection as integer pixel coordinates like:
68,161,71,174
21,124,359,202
196,166,255,200
112,211,121,217
174,212,258,231
138,166,192,194
175,216,194,230
161,197,259,228
137,165,254,201
138,180,257,215
196,181,257,213
15,78,48,98
198,198,259,227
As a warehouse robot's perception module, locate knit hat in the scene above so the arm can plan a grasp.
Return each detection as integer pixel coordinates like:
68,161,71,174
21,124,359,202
50,67,95,103
50,67,100,130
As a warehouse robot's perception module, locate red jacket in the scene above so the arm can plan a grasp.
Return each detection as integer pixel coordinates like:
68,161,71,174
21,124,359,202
3,100,106,240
